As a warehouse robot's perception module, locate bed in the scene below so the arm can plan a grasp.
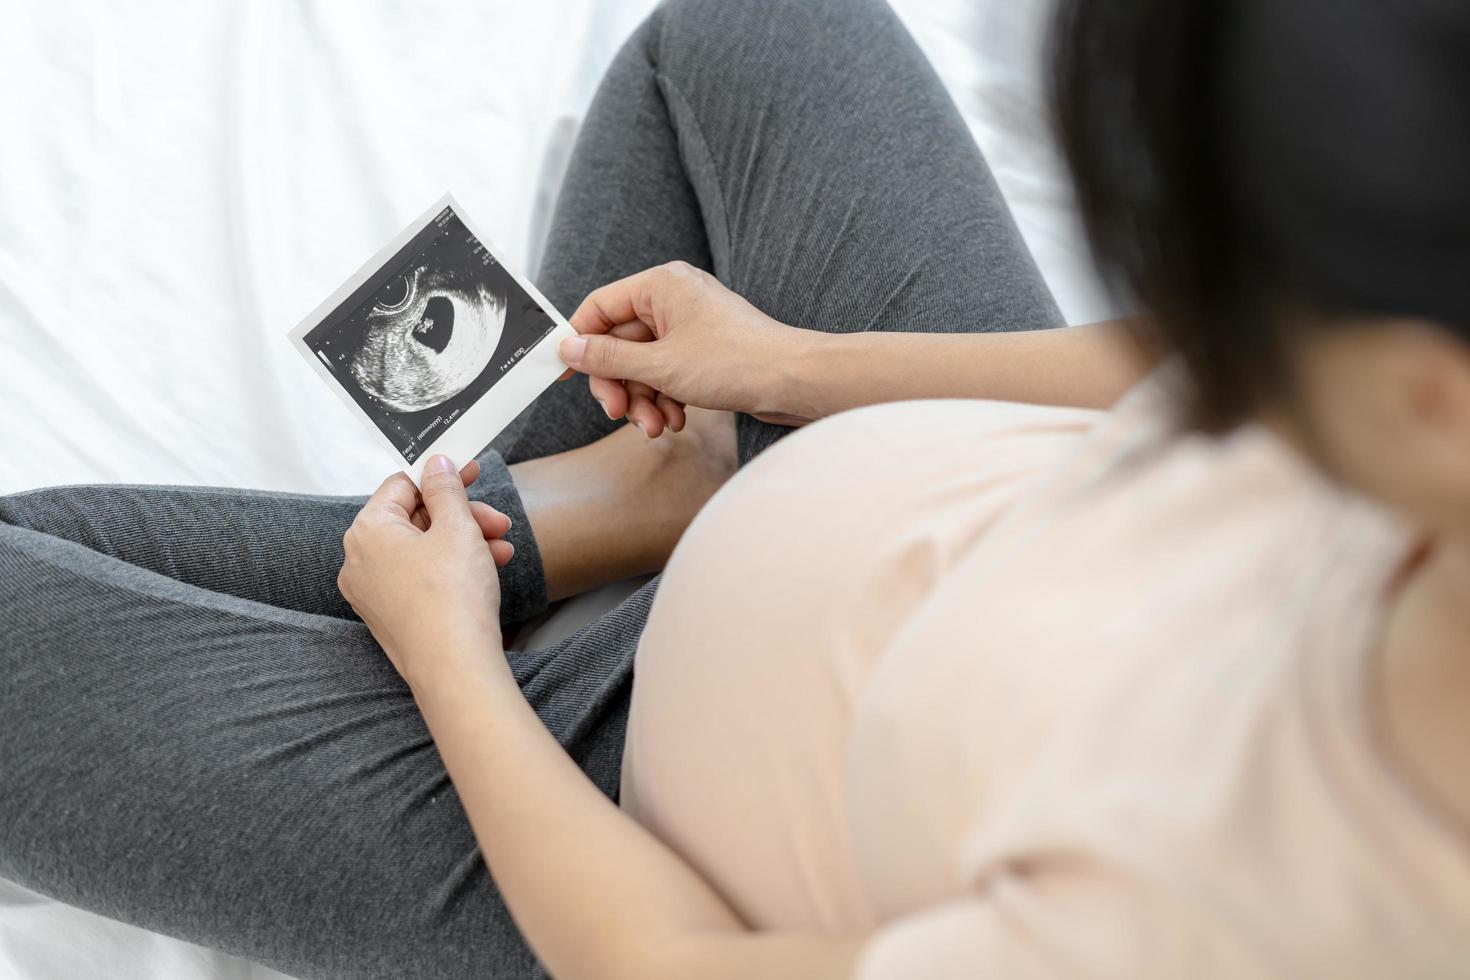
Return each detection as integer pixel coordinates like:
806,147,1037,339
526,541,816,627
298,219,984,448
0,1,1115,977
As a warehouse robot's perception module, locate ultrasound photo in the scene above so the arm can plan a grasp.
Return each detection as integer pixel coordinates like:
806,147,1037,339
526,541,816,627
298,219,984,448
294,200,562,465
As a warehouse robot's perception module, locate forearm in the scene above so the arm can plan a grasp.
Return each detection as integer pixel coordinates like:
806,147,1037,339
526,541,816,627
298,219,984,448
411,643,862,980
770,318,1155,422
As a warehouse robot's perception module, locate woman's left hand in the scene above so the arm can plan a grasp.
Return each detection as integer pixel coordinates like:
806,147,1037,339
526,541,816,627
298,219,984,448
338,455,513,687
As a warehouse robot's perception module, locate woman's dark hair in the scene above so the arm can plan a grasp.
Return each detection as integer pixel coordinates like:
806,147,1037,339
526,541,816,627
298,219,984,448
1049,0,1470,431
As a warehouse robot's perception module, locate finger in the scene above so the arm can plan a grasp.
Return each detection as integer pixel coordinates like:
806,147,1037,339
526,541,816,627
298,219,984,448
568,267,667,336
655,394,686,433
589,376,630,420
419,455,474,529
411,501,507,539
608,319,656,343
460,459,480,488
558,332,666,388
578,320,656,418
365,472,422,524
469,500,512,540
556,368,574,382
625,376,663,436
489,538,515,567
627,390,665,438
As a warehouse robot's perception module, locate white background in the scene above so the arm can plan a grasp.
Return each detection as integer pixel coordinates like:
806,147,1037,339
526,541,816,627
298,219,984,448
0,0,1110,499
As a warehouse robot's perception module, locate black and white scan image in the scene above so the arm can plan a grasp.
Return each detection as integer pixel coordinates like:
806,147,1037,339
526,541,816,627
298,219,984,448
301,206,556,463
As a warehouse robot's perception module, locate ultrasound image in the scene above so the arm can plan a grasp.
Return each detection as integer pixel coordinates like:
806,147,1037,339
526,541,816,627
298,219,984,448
303,207,556,463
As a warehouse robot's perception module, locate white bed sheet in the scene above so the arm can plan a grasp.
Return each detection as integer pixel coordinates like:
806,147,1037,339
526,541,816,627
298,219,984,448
0,1,1115,978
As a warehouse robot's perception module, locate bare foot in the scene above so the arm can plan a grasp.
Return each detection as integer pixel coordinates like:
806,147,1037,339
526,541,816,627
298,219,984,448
645,407,738,518
509,410,738,601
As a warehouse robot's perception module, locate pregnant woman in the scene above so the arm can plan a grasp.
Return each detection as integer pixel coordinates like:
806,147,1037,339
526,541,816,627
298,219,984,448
3,0,1467,978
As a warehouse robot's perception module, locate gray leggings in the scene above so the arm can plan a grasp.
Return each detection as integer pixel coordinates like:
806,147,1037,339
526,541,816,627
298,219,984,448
0,1,1059,977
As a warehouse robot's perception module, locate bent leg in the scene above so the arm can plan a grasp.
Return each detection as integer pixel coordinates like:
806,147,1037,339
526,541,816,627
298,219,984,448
0,447,548,627
504,0,1062,464
0,520,649,979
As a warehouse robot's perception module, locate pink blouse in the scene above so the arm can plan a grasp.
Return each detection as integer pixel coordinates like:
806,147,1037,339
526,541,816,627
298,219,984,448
621,376,1470,977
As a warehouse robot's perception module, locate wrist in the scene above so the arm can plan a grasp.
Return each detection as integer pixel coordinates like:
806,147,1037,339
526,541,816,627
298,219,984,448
754,324,832,423
401,621,508,698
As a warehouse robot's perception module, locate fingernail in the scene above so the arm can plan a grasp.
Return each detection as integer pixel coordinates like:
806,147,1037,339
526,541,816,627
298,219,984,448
426,455,455,475
559,335,587,365
599,400,615,420
633,419,646,435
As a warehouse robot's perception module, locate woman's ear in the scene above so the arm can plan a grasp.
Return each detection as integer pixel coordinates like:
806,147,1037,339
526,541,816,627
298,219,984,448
1293,317,1470,530
1381,321,1470,529
1401,322,1470,434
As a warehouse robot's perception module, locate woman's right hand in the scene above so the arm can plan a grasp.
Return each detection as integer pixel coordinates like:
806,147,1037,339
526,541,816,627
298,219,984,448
557,261,815,438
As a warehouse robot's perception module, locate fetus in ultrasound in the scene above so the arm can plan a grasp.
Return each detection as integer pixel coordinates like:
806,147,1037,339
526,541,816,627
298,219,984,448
347,258,507,414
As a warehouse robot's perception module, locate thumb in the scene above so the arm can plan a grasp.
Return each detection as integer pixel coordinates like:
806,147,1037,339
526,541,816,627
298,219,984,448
559,332,663,385
419,455,473,529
